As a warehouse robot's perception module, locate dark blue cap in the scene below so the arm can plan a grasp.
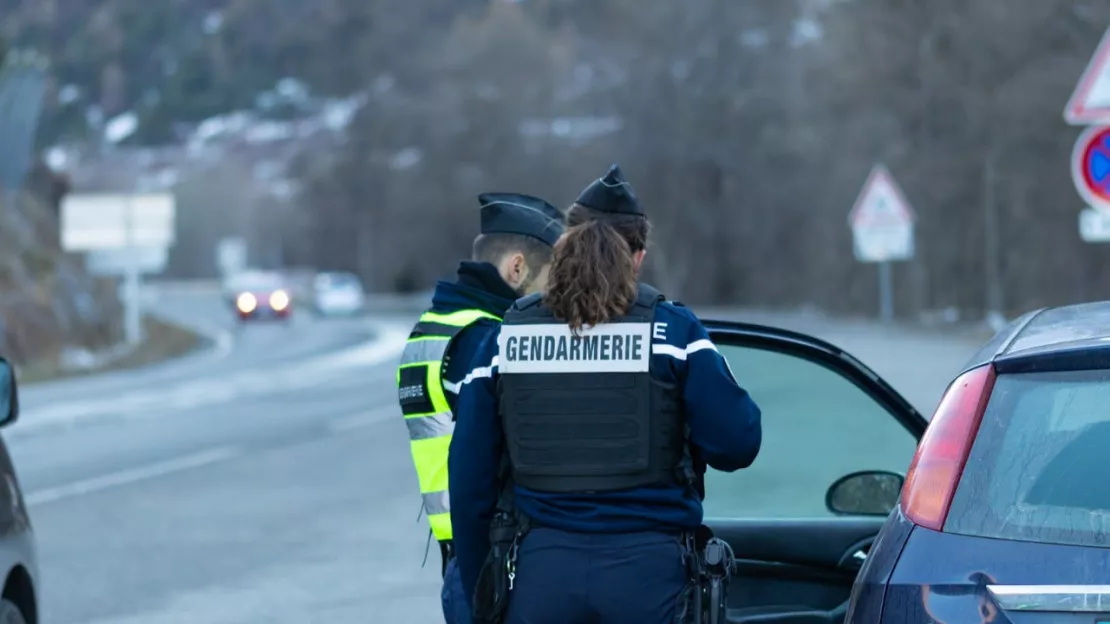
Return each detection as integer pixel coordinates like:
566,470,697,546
574,164,643,216
478,192,566,247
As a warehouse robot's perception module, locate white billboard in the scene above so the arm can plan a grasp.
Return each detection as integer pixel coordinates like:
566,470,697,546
60,193,176,252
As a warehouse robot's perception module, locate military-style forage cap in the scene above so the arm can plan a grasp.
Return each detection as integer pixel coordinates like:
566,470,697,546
574,164,643,216
478,192,566,247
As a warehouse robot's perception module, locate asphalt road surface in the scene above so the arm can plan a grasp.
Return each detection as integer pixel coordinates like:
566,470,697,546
3,288,985,623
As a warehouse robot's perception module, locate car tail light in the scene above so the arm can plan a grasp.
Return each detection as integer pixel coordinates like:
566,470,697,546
900,364,996,531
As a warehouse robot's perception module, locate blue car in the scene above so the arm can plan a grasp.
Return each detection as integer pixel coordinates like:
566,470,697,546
699,302,1110,623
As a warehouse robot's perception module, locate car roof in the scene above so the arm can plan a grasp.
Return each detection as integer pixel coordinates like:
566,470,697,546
228,270,285,290
315,272,359,283
966,301,1110,369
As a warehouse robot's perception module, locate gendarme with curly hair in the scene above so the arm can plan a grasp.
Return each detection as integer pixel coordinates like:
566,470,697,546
449,164,763,624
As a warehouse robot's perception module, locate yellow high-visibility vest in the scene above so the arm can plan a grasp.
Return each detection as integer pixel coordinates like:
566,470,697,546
397,308,501,542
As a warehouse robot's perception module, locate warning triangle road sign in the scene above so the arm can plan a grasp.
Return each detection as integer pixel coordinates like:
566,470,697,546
848,164,916,229
1065,28,1110,126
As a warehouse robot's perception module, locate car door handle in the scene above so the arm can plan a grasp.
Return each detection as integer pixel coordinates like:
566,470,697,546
837,540,873,569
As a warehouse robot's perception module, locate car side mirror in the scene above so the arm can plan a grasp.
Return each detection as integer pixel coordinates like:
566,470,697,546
825,470,904,516
0,357,16,428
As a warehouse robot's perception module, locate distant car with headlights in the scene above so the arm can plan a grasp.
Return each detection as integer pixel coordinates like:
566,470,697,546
225,270,292,323
311,272,365,317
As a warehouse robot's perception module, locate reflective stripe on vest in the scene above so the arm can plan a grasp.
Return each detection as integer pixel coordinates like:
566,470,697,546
398,307,501,542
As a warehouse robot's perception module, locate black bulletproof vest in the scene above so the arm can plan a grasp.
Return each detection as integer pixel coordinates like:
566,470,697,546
498,284,688,493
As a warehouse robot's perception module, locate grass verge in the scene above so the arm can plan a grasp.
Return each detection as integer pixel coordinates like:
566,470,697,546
17,316,205,385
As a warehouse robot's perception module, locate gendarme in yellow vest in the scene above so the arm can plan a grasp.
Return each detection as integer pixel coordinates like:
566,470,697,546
397,308,501,542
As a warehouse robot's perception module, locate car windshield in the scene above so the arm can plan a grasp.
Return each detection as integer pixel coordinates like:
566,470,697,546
945,369,1110,548
230,271,285,292
316,273,360,289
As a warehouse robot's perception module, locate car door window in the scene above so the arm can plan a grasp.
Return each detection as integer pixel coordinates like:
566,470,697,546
703,342,920,519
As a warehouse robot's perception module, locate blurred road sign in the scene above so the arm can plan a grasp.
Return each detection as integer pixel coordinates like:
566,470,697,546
61,192,176,347
852,225,915,263
1080,207,1110,242
1071,125,1110,212
86,247,169,275
848,165,916,263
0,51,47,196
60,193,176,251
1065,28,1110,126
217,237,248,276
849,164,916,324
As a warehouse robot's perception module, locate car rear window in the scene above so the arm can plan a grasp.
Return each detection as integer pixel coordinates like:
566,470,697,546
945,369,1110,547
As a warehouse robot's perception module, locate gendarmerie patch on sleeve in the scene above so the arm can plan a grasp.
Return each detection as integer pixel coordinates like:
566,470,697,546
498,323,652,374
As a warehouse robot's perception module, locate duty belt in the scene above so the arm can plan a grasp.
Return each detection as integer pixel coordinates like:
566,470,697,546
682,526,736,624
439,540,455,578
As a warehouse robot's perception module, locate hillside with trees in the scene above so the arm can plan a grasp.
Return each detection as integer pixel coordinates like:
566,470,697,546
4,0,1110,318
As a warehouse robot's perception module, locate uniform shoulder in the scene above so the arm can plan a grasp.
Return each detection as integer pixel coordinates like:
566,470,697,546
652,301,706,346
511,292,543,311
459,316,500,338
656,300,699,323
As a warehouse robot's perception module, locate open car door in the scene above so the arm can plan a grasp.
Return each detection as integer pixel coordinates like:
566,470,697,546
702,320,929,624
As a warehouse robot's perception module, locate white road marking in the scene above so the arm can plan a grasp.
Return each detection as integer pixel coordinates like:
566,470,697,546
24,447,239,506
212,328,234,360
177,319,235,363
13,321,409,435
328,405,398,433
307,325,409,371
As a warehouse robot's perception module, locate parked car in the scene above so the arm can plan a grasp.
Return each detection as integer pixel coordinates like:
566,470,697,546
698,301,1110,623
0,356,39,624
311,272,365,317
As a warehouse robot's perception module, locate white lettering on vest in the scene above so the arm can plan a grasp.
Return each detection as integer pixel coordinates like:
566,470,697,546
653,322,668,341
498,323,652,374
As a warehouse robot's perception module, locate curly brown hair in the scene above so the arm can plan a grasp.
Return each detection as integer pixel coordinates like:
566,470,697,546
543,204,650,332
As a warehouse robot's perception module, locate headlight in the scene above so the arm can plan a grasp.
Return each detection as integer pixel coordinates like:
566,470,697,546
269,289,290,311
236,292,257,313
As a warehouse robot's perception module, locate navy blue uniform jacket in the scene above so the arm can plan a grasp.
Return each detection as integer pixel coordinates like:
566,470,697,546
429,262,519,413
449,299,763,606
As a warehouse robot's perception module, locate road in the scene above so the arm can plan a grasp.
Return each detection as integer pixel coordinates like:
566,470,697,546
2,290,985,623
9,287,436,624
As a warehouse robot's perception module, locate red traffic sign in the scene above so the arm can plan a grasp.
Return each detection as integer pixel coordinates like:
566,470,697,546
1071,125,1110,211
1065,28,1110,126
848,165,916,229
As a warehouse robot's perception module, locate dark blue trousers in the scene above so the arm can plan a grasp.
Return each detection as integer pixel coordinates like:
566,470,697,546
505,527,691,624
442,557,472,624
